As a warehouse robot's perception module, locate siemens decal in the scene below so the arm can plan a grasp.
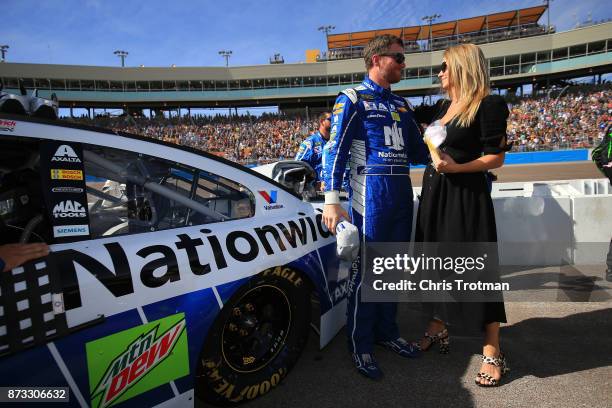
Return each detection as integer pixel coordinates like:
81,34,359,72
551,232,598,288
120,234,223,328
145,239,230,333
56,213,332,310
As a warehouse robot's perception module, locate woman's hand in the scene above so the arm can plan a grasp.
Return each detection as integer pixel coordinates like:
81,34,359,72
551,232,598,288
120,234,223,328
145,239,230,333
434,152,460,173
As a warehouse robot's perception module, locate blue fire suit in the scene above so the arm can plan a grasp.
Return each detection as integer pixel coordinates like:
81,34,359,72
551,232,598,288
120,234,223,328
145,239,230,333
295,131,326,182
323,76,429,354
296,131,350,191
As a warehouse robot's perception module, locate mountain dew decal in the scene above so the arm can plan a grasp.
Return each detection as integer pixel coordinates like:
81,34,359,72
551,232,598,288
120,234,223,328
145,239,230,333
86,313,189,408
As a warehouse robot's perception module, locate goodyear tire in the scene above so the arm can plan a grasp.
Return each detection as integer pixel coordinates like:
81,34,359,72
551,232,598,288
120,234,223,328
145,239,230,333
196,266,311,406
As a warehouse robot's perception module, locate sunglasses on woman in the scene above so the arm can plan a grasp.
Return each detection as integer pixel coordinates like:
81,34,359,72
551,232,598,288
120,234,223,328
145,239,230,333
440,61,448,73
378,52,405,64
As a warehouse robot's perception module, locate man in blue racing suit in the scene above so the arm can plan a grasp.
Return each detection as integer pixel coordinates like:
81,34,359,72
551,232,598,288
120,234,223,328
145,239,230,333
322,34,429,379
295,112,331,190
296,112,350,192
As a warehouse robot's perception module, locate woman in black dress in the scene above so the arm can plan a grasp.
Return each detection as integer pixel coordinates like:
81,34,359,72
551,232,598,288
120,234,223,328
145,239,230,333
414,43,510,387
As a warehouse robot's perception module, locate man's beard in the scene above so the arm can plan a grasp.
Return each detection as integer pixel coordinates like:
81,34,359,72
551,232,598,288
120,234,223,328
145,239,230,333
385,70,402,84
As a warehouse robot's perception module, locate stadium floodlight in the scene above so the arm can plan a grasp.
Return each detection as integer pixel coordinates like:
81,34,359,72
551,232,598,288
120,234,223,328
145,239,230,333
318,25,335,51
219,50,233,67
0,45,8,62
113,50,129,67
422,14,441,51
543,0,554,32
270,53,285,64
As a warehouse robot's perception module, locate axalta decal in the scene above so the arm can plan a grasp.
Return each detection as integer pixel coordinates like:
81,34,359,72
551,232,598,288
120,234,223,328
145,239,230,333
51,144,82,163
86,313,189,408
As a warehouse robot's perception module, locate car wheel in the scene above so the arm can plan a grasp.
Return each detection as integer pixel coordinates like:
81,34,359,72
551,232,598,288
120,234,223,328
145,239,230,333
196,266,311,406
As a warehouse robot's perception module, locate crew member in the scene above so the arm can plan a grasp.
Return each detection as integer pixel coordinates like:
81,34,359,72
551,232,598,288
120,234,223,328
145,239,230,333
295,112,331,190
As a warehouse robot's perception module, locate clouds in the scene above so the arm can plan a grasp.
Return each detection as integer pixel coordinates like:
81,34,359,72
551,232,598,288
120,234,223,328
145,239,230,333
1,0,609,67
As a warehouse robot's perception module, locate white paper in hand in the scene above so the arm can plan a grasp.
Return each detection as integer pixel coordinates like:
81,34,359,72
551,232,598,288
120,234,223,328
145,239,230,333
424,120,447,148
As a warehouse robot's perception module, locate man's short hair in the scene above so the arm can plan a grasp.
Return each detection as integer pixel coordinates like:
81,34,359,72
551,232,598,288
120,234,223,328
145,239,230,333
318,112,331,122
364,35,404,70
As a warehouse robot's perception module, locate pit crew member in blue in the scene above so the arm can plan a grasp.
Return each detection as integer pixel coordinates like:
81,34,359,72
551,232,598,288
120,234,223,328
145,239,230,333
295,112,331,190
322,34,429,379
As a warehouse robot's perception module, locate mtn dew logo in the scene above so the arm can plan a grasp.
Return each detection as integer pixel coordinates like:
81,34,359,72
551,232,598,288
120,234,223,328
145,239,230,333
86,313,189,408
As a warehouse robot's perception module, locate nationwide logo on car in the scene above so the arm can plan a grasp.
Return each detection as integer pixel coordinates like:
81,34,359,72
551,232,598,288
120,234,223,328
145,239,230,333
51,169,83,180
51,144,81,163
52,200,87,218
0,119,16,132
52,186,84,194
258,190,284,210
86,313,189,408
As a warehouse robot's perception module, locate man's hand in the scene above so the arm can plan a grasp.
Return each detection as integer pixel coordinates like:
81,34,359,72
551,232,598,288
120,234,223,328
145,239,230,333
0,243,49,272
322,204,349,235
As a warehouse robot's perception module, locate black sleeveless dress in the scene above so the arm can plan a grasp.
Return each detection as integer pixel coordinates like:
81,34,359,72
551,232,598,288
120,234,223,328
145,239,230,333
414,95,509,329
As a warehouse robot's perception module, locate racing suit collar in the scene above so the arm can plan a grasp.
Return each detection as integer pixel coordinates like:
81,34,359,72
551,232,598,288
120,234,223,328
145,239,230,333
363,76,392,98
316,130,329,141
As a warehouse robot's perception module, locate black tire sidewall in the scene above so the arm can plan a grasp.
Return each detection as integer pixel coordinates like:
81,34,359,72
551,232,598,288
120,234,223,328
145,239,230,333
197,266,311,406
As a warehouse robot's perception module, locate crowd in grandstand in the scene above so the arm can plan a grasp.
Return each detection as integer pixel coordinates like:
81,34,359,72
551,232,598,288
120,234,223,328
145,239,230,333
75,113,313,164
507,86,610,151
66,85,610,165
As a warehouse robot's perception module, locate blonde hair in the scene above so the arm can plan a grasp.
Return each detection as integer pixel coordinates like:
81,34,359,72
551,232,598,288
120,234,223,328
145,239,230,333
443,43,490,127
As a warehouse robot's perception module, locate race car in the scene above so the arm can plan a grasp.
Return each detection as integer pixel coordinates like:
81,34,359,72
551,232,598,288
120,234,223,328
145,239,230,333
0,92,350,407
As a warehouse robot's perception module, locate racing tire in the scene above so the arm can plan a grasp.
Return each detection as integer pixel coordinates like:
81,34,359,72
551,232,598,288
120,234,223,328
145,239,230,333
196,266,311,406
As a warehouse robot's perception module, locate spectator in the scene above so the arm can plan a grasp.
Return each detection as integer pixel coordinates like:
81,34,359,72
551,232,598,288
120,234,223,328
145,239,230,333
64,84,610,164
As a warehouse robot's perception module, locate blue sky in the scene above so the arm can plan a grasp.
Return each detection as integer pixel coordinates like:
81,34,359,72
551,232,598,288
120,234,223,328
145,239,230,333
1,0,609,67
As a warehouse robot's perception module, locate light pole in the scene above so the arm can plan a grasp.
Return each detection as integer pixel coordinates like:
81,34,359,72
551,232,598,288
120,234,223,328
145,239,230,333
422,14,441,51
318,25,335,57
544,0,554,32
113,50,128,67
219,50,233,67
0,45,8,62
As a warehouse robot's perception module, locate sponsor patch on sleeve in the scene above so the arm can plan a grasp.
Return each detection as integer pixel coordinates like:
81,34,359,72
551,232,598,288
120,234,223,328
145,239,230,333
332,102,345,115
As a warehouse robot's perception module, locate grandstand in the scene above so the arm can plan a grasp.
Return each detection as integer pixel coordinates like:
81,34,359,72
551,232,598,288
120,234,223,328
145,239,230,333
322,5,550,60
0,5,610,165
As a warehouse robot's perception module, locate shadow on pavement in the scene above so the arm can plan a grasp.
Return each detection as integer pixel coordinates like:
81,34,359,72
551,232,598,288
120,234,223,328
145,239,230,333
501,307,612,381
243,304,611,408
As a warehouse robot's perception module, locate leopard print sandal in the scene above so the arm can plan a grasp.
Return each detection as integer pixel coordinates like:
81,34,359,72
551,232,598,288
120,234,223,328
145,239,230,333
475,352,509,387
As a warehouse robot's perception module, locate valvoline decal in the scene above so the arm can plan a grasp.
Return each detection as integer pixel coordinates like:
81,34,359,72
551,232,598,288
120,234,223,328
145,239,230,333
258,190,284,210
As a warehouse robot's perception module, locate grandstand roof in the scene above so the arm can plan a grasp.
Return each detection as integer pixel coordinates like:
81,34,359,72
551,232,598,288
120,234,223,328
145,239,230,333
327,5,547,49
